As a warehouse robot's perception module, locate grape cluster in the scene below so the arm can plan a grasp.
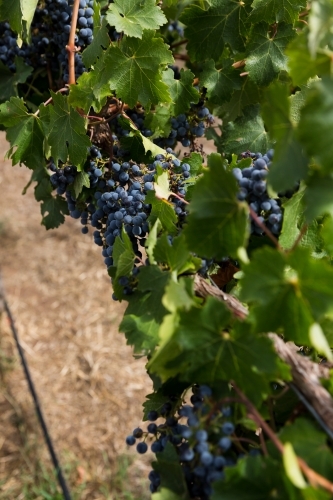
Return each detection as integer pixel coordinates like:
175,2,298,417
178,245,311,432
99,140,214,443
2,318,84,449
155,103,214,149
233,150,284,236
0,0,94,82
47,146,191,293
125,385,257,499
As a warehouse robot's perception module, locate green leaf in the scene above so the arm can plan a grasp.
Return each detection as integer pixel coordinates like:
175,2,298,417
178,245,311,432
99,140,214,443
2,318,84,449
97,31,173,108
48,92,91,168
262,82,308,192
120,119,167,162
211,456,289,499
286,31,331,87
298,77,333,174
308,0,333,57
245,23,295,87
68,70,109,114
183,153,203,178
148,297,286,404
106,0,167,38
304,173,333,221
321,215,333,257
146,191,178,235
283,442,307,489
290,81,316,125
152,488,185,500
82,16,110,67
240,246,333,344
40,195,69,229
153,443,190,498
250,0,306,24
279,418,333,481
119,266,171,353
144,104,172,140
73,171,90,198
180,1,250,62
279,188,305,249
162,278,196,313
219,77,262,123
0,58,33,102
0,97,44,170
153,234,190,272
220,104,268,155
200,59,242,106
0,0,38,39
184,153,249,259
162,68,199,116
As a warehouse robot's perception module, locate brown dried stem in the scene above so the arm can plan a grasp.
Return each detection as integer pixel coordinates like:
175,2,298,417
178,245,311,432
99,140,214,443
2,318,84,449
232,382,333,494
193,274,248,320
249,206,282,250
66,0,80,85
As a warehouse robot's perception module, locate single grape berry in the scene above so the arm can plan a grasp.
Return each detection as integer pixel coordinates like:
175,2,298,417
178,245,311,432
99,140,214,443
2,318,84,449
137,442,148,454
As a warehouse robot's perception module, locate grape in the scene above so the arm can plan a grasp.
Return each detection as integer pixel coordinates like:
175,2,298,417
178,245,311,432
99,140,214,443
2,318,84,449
136,442,148,454
133,427,143,438
126,435,136,446
221,422,235,435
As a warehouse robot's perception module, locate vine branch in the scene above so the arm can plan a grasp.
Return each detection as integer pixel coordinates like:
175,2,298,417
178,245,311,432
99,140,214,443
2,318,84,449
66,0,80,85
232,382,333,494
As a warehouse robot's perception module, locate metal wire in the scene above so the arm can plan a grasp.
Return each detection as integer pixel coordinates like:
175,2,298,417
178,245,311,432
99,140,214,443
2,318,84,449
1,282,72,500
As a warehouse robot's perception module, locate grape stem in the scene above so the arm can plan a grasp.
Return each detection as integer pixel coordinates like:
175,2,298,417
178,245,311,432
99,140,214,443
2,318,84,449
66,0,81,85
170,39,188,49
232,382,333,493
288,223,308,252
249,206,282,250
33,88,69,116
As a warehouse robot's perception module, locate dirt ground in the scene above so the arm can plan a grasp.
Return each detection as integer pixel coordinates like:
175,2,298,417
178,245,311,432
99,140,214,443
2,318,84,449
0,132,152,499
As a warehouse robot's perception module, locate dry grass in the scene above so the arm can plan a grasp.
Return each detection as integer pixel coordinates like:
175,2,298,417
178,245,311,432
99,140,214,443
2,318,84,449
0,133,152,499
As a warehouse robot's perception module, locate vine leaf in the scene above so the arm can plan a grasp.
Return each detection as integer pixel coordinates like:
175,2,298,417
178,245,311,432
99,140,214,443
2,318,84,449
245,23,295,87
184,153,249,259
153,443,190,499
220,104,268,156
40,195,69,229
47,92,91,168
308,0,333,57
106,0,167,38
200,59,242,106
262,82,308,192
0,0,39,39
0,96,44,170
211,456,291,499
98,31,173,107
82,16,110,68
148,297,286,404
240,246,333,345
0,58,33,102
250,0,307,24
154,234,196,275
218,77,262,123
279,418,333,481
180,0,250,62
69,69,109,114
304,174,333,221
298,77,333,174
286,31,331,87
162,68,200,116
279,188,305,250
120,266,171,353
73,171,90,198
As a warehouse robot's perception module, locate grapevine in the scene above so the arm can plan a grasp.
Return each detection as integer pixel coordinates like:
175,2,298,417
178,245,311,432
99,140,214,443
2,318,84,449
1,1,333,499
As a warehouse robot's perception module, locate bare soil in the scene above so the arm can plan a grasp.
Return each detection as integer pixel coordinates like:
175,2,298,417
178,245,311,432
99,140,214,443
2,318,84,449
0,132,152,499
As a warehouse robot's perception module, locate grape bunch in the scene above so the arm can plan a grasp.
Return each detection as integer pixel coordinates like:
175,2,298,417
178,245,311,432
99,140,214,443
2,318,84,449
232,149,284,237
155,102,214,149
47,146,191,294
125,385,258,499
0,0,94,82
